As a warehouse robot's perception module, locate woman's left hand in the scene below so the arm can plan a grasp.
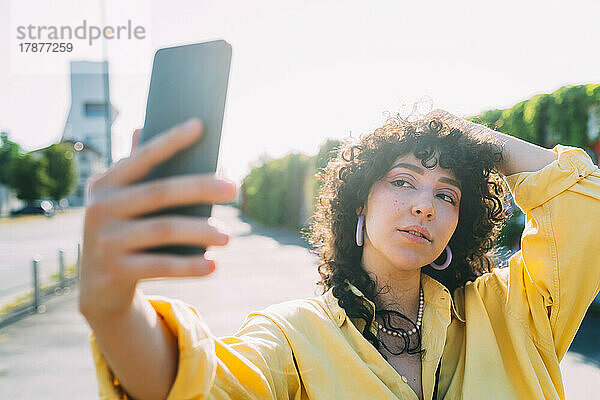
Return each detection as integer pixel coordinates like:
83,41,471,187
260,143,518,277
424,109,490,138
424,108,558,176
424,108,457,122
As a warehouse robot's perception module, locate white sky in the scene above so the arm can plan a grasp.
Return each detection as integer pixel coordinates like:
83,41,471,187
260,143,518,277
1,0,599,185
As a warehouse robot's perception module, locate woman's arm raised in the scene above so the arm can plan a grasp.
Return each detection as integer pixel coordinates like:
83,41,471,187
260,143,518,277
424,108,558,175
79,119,237,400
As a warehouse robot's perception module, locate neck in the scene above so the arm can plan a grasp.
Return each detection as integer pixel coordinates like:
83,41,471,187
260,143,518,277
375,269,422,319
361,251,422,321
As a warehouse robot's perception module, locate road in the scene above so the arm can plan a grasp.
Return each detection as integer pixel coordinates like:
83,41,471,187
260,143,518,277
0,205,599,398
0,209,84,304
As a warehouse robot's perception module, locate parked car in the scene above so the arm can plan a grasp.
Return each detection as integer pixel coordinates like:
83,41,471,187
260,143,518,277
10,200,55,217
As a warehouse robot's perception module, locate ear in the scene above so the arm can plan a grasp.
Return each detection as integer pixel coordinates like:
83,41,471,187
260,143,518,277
356,204,365,217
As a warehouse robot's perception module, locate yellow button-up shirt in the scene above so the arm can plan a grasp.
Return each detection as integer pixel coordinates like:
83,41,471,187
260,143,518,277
90,144,600,399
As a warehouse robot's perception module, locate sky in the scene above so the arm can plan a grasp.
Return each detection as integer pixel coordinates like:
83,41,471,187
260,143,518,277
1,0,599,185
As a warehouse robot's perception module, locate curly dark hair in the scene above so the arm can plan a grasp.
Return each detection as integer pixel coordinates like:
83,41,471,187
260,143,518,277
304,113,508,356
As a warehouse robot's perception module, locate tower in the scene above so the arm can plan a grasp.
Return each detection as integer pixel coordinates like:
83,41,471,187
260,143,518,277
60,61,117,206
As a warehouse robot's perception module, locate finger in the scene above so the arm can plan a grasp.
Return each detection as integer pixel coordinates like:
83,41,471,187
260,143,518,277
131,129,142,154
108,174,237,219
108,118,203,188
119,253,216,281
114,216,229,252
426,109,447,120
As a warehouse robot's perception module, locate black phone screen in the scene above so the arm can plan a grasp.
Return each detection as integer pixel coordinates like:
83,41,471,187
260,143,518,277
138,40,232,255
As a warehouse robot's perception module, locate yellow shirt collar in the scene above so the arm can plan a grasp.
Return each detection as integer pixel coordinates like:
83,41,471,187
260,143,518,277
323,273,466,334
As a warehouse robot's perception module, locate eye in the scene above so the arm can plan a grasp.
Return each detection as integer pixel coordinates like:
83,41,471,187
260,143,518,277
391,179,413,188
438,193,456,205
391,179,457,205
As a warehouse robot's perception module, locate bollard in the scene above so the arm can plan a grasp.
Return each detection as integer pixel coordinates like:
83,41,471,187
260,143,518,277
76,243,81,279
58,249,65,288
32,258,40,312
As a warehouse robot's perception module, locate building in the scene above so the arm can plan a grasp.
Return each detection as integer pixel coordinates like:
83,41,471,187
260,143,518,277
60,61,117,206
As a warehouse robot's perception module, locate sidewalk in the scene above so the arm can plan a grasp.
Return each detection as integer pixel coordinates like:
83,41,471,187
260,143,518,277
0,287,96,398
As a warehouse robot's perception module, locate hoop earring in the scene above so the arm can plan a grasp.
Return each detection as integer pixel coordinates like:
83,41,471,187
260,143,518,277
430,245,452,270
356,215,365,246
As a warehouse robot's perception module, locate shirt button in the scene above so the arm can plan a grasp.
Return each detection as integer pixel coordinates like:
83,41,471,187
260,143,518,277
401,376,408,383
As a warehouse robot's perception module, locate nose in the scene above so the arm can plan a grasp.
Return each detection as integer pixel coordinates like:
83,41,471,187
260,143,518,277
412,195,435,219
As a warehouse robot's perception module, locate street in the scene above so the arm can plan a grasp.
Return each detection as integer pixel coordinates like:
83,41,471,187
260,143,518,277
0,209,84,304
0,205,599,398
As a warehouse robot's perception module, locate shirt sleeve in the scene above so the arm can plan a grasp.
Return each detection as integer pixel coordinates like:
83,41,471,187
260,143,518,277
502,144,600,360
88,295,301,399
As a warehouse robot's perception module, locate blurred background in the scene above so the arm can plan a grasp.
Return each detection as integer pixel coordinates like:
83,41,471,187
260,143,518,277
1,0,599,398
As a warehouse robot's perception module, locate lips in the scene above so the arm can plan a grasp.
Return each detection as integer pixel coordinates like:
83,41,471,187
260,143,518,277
398,230,431,244
398,225,432,242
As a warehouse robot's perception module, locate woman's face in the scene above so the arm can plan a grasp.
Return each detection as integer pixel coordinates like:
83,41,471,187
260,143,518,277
360,152,462,272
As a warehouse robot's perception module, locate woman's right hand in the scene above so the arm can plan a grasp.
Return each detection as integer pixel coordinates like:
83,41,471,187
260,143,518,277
78,118,237,319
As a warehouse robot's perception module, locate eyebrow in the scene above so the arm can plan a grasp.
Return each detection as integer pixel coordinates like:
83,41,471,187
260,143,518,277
389,162,462,191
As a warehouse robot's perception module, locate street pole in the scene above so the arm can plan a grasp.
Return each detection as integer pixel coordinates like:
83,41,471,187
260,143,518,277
99,0,112,167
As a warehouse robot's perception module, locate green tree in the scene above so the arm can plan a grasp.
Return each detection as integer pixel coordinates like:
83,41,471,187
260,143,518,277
41,143,76,202
467,83,600,147
0,132,22,186
241,153,311,228
313,138,342,173
9,153,49,202
308,138,342,217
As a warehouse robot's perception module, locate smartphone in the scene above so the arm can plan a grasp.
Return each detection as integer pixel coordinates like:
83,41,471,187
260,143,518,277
137,39,232,255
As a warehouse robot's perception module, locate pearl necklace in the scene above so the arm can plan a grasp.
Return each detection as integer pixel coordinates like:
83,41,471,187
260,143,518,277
377,287,424,337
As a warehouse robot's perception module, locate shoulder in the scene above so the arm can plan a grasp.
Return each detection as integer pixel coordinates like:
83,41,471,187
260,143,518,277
245,293,339,335
454,266,511,317
467,266,510,293
459,266,510,301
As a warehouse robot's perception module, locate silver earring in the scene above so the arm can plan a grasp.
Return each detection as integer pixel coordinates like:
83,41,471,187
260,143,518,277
356,215,365,246
430,245,452,270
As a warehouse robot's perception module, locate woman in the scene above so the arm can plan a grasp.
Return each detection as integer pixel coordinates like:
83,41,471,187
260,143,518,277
79,109,600,399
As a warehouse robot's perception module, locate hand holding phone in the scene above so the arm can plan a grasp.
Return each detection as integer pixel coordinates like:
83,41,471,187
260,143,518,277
79,119,237,317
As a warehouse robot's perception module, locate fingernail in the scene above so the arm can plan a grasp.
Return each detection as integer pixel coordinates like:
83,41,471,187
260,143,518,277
220,180,237,193
208,260,216,272
220,181,234,191
208,218,232,237
204,250,215,261
184,118,202,132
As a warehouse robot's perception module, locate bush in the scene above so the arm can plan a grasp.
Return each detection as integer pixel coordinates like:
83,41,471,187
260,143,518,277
242,153,311,229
